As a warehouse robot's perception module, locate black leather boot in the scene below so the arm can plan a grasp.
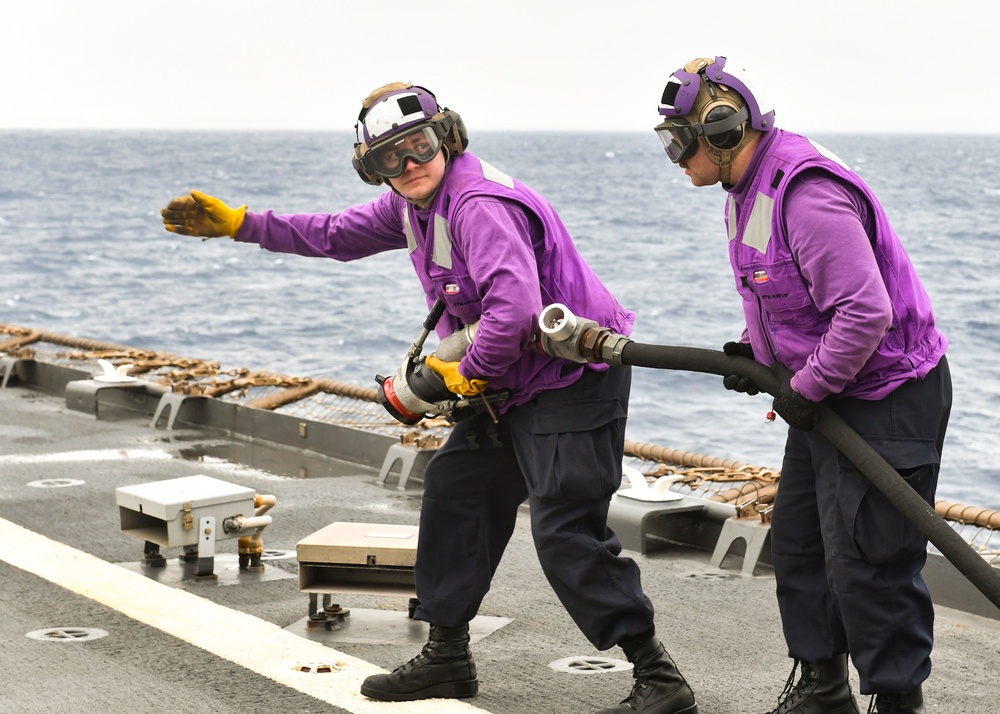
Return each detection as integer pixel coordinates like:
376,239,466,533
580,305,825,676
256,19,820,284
595,635,698,713
360,623,478,702
867,686,925,713
764,654,860,713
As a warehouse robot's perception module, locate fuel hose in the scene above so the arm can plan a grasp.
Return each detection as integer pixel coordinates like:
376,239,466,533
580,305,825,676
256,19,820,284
618,341,1000,612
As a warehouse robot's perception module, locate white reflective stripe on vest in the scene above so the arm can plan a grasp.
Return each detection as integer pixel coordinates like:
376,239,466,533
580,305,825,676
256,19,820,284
404,209,418,254
480,158,515,189
433,213,453,269
403,155,512,268
743,193,775,254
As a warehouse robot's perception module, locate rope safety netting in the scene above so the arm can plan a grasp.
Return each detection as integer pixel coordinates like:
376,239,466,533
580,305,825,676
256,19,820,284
3,323,997,564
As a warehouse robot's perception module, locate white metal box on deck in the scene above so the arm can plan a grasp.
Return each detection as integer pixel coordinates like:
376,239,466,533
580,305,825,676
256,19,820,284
116,474,256,548
297,521,418,596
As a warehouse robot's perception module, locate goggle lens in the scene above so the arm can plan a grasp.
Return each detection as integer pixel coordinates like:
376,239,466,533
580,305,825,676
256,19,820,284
655,122,699,164
368,126,442,178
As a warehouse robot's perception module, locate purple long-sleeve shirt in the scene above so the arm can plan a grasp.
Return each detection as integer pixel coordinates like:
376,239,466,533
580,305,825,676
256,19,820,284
234,153,634,408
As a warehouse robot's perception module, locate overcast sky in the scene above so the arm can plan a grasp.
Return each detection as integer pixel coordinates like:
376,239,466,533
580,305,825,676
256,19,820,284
2,0,995,135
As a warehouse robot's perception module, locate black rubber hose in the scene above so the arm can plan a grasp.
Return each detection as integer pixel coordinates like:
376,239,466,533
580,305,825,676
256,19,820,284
620,341,1000,612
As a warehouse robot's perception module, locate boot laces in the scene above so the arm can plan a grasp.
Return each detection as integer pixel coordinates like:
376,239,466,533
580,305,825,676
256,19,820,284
619,656,673,708
618,679,651,707
614,663,656,707
867,693,901,714
394,645,434,675
396,634,451,672
771,660,817,712
395,632,468,676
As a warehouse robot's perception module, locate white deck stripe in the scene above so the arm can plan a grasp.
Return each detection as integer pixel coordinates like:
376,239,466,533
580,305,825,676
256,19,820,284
0,517,487,713
0,448,173,464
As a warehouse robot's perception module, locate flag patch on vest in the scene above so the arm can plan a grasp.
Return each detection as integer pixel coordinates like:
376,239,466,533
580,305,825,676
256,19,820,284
753,270,770,284
444,283,461,295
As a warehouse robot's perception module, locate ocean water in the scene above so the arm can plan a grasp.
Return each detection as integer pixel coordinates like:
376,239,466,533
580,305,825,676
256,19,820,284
1,130,998,508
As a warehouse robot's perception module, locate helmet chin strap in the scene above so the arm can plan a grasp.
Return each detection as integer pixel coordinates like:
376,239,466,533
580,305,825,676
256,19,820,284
704,144,736,185
707,129,759,186
718,156,733,185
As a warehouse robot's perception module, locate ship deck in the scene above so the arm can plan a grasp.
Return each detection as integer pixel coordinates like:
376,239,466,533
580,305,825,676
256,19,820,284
1,374,999,713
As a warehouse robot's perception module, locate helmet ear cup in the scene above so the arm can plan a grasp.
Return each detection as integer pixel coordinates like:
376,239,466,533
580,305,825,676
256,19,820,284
704,104,744,150
441,109,469,155
351,144,384,186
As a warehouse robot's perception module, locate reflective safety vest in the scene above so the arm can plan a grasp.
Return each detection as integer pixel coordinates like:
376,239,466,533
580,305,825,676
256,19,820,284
400,152,634,406
726,130,946,399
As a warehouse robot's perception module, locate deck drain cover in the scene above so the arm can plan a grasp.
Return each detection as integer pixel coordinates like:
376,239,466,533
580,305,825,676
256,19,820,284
261,549,296,561
26,627,108,642
27,479,85,489
549,656,632,674
293,661,348,674
685,571,732,580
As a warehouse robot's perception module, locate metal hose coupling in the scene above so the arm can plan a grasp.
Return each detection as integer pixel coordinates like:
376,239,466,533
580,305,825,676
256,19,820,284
536,304,631,367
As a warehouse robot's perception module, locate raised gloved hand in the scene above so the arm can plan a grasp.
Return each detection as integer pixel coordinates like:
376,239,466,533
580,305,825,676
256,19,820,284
424,355,487,396
722,341,760,395
161,190,247,238
771,363,819,431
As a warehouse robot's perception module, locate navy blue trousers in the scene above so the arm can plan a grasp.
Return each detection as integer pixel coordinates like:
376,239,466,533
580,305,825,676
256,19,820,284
413,365,656,651
771,356,952,695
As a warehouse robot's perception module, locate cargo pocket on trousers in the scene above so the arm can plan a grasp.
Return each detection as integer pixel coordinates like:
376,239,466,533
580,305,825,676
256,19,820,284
526,399,627,502
850,463,937,565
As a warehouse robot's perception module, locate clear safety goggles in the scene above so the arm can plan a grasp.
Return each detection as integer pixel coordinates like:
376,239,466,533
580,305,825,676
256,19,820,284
654,119,701,164
366,125,443,178
655,103,750,164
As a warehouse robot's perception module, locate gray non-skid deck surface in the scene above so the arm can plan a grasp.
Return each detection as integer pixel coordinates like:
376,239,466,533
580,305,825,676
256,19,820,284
1,385,997,713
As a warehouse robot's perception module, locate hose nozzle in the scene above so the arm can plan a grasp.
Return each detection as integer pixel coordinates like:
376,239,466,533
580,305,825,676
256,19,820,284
536,303,631,366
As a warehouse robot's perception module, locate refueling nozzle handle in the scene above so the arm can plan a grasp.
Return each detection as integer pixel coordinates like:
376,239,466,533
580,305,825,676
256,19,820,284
408,298,449,360
423,298,447,332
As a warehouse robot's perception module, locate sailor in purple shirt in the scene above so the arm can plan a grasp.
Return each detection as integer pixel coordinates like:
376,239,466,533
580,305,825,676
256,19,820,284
655,57,951,714
163,83,698,714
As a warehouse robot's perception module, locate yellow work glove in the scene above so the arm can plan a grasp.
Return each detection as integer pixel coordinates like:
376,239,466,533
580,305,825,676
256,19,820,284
161,190,247,238
425,354,487,396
